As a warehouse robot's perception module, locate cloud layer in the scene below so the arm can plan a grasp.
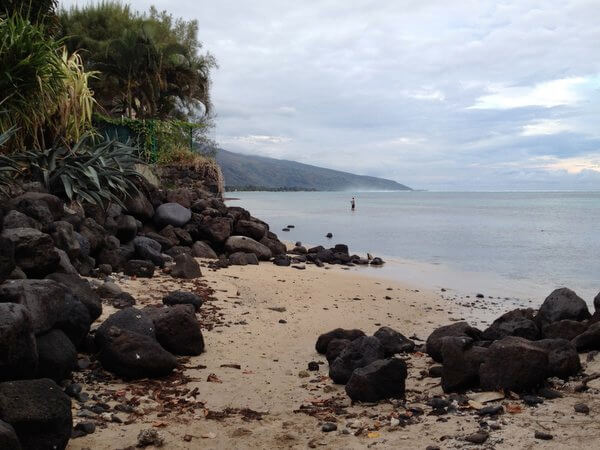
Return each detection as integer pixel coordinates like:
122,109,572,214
61,0,600,190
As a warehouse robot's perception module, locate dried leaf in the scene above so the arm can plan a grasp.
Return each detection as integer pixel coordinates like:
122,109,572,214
506,403,523,414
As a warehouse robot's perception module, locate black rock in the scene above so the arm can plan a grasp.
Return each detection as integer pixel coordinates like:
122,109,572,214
329,336,385,384
143,305,204,356
154,203,192,228
1,228,59,278
464,431,488,444
325,339,351,363
426,322,483,363
315,328,366,354
0,303,38,382
3,210,41,230
308,361,319,371
574,403,589,414
542,319,588,341
123,260,155,278
0,279,66,334
124,193,154,221
53,294,91,349
479,336,549,392
481,308,539,341
345,358,407,402
572,321,600,351
373,326,415,355
321,422,337,432
534,288,591,328
531,338,581,379
116,215,138,243
162,291,203,311
522,395,543,406
326,233,333,238
0,236,16,283
229,252,259,266
97,328,177,379
74,422,95,435
35,329,77,382
45,273,102,321
477,405,503,416
0,378,72,450
191,241,218,259
370,257,384,266
234,219,267,241
0,419,20,450
95,307,155,349
440,336,488,393
112,292,136,309
171,254,202,279
534,431,553,440
133,237,166,268
428,365,443,378
273,254,291,266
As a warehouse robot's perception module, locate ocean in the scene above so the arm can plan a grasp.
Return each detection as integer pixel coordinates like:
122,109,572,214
226,191,600,304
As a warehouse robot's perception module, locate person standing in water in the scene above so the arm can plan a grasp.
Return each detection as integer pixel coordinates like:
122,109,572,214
351,197,356,211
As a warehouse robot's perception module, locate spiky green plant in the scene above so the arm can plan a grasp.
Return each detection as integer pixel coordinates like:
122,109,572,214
0,15,65,150
0,127,20,195
13,135,142,207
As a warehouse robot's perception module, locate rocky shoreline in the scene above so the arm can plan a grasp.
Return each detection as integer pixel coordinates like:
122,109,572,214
0,181,598,449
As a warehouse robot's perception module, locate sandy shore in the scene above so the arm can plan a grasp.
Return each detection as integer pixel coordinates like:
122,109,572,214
68,262,599,449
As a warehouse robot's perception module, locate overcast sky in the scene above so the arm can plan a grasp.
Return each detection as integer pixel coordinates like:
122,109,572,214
61,0,600,190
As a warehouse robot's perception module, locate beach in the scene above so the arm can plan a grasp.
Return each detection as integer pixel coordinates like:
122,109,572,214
67,261,600,449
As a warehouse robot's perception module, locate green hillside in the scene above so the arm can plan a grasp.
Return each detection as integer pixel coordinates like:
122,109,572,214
215,149,411,191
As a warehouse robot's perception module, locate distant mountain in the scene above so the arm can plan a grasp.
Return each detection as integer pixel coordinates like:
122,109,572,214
215,149,411,191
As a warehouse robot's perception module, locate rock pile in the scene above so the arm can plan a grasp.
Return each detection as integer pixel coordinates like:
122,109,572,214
427,288,599,394
315,326,415,402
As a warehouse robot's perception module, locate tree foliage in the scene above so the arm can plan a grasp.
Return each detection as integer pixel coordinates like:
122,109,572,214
59,1,217,122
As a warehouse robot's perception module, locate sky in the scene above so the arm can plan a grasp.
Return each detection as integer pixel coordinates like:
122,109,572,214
60,1,600,190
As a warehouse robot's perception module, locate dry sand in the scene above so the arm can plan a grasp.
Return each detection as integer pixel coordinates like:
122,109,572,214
68,262,600,450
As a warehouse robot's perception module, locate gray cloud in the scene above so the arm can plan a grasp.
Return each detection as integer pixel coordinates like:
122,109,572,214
60,0,600,190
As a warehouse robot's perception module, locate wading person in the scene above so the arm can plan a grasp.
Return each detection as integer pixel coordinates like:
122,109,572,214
351,197,356,211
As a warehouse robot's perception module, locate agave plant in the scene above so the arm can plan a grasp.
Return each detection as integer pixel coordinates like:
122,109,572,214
14,135,143,207
0,127,20,195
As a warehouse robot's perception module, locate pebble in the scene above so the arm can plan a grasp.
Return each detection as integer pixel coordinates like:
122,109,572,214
574,403,590,414
74,422,96,435
298,371,310,378
307,361,320,371
65,383,83,398
522,395,543,406
478,405,503,416
538,387,562,399
278,319,287,324
534,431,553,440
464,431,489,444
321,423,337,432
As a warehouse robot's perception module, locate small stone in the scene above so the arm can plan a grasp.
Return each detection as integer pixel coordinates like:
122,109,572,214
298,370,310,378
476,293,485,299
326,233,333,238
308,361,319,371
538,387,562,399
278,319,287,324
534,431,553,440
137,429,164,447
574,403,590,414
321,422,337,432
465,431,489,444
65,383,83,397
428,365,443,378
522,395,544,406
74,422,96,435
426,446,441,450
478,405,503,416
111,414,122,423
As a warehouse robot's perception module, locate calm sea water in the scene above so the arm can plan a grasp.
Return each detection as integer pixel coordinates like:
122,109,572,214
226,191,600,303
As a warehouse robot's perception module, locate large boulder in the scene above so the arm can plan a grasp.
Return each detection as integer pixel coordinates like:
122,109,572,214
440,336,488,392
162,291,203,311
165,188,192,208
260,234,286,256
171,254,202,279
116,215,138,243
316,328,366,354
197,216,232,243
144,232,175,251
191,241,218,259
35,330,76,382
0,420,20,450
373,326,415,355
1,228,59,278
345,358,407,402
0,236,15,283
479,336,549,392
325,339,351,363
571,321,600,351
124,193,154,222
154,203,191,229
534,288,591,328
481,308,540,341
97,327,177,379
123,260,155,278
95,307,155,348
53,294,91,349
133,237,167,267
531,339,581,379
0,378,72,450
228,252,259,266
79,218,105,253
225,236,272,261
0,303,38,382
51,221,80,260
329,336,385,384
0,280,65,334
542,319,588,341
234,219,267,241
45,273,102,321
2,210,41,230
10,192,64,221
426,322,483,363
144,305,204,355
